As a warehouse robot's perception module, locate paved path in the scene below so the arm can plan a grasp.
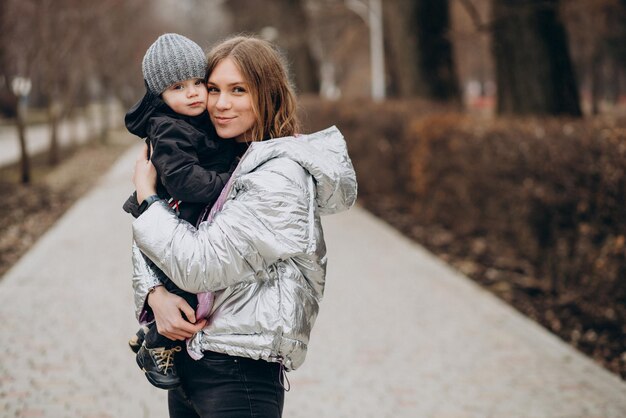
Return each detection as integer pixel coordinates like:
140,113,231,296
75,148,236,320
1,142,626,417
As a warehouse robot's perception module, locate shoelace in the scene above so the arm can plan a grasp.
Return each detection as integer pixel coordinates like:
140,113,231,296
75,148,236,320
152,346,182,374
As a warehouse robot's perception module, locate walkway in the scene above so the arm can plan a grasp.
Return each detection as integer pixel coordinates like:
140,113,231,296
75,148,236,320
1,141,625,417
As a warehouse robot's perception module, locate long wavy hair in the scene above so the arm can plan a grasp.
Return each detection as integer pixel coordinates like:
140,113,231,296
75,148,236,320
205,35,300,142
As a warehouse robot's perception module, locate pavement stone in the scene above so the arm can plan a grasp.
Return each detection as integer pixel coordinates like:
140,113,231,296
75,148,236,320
1,141,626,417
283,208,626,417
0,144,167,418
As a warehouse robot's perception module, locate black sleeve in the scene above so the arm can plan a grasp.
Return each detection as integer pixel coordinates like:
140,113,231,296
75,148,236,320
148,119,230,203
122,191,141,218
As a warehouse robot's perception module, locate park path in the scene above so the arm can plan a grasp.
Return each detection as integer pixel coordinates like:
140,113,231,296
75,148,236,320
1,139,626,417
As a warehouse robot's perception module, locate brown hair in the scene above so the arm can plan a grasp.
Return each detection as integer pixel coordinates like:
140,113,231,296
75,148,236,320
206,35,300,142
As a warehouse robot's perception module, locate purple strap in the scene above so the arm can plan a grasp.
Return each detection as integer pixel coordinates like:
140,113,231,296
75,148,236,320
193,170,238,320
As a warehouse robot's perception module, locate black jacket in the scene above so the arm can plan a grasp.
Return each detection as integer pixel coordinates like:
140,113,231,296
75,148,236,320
123,89,236,224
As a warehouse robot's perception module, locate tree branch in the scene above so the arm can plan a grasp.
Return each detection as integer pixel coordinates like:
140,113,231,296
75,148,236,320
455,0,490,32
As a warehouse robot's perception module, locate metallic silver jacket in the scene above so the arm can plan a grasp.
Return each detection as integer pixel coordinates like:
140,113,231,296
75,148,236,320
132,126,357,370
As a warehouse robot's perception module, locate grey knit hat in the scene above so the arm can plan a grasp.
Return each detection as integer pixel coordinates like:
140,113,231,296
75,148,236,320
142,33,207,94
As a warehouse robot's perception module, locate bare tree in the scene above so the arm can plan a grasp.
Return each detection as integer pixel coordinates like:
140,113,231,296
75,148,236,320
153,0,231,44
491,0,582,116
24,0,92,165
87,0,174,142
224,0,320,94
384,0,460,102
305,0,369,98
0,0,190,179
563,0,626,114
0,1,17,119
2,0,39,182
450,0,494,105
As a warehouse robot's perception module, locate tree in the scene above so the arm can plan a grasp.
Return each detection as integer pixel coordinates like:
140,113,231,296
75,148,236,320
491,0,582,116
563,0,626,114
224,0,320,94
85,0,164,143
0,0,168,175
2,0,38,182
383,0,460,102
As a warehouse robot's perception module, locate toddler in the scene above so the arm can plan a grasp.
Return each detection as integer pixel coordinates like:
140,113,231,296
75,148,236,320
122,33,236,390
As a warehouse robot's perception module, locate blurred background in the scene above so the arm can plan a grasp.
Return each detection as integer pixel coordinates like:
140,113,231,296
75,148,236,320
2,0,625,122
1,0,626,380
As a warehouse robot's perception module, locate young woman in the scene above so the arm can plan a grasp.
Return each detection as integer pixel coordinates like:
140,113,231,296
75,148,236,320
131,36,357,417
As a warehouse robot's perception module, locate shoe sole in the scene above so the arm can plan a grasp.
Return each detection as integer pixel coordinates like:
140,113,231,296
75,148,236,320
128,327,148,354
136,351,181,390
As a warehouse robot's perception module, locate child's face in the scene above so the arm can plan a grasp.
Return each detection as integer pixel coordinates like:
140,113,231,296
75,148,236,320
161,78,208,117
206,58,256,142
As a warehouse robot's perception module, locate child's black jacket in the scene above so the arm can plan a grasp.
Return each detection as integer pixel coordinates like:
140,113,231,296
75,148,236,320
122,89,236,224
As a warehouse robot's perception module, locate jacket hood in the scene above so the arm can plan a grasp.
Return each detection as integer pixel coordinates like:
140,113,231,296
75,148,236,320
237,126,358,215
124,86,168,138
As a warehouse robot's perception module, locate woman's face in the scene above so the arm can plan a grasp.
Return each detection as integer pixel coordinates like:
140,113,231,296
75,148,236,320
207,58,256,142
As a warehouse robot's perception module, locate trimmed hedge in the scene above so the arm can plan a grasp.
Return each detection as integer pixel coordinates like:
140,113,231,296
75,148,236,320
300,97,626,377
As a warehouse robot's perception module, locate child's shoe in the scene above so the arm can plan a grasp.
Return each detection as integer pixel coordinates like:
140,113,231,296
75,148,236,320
136,344,182,390
128,325,150,353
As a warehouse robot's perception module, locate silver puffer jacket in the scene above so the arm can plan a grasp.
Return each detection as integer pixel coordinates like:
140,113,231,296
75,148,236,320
132,126,357,371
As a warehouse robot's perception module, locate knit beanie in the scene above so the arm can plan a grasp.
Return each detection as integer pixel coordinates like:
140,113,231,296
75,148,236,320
142,33,207,94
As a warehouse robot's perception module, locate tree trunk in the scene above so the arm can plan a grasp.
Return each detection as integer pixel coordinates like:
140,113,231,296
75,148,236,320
590,55,602,115
100,99,110,144
67,108,79,145
414,0,460,101
47,102,60,166
383,0,460,102
225,0,319,94
16,101,30,184
280,0,319,94
285,34,319,94
383,0,419,97
491,0,582,116
607,57,620,104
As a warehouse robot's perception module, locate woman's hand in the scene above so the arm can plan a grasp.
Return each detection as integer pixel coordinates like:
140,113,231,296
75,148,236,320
133,143,158,204
147,286,207,341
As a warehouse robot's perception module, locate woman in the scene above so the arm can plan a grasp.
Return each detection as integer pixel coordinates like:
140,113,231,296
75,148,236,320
132,36,357,417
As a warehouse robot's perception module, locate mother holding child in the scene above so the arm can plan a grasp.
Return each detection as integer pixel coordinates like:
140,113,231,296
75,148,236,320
126,32,357,417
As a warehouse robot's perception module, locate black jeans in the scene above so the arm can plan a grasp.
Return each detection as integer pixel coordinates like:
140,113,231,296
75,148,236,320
168,350,285,418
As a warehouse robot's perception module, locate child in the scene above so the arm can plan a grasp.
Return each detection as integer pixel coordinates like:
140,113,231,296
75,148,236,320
122,33,236,390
